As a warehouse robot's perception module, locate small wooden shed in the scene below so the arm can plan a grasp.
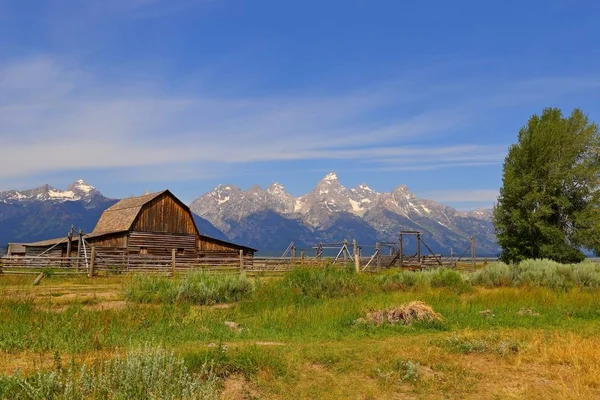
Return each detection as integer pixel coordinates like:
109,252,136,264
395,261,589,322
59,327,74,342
6,243,26,257
22,190,255,258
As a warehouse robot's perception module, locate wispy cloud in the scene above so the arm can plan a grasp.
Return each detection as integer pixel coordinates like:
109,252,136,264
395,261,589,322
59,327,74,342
0,55,597,185
420,189,499,203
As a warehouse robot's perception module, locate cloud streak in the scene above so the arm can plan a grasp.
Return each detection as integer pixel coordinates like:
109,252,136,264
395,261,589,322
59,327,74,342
0,56,597,185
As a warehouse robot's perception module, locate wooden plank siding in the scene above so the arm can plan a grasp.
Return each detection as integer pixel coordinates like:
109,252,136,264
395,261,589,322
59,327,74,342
198,236,254,256
128,231,196,257
90,232,128,248
132,194,197,235
24,246,63,258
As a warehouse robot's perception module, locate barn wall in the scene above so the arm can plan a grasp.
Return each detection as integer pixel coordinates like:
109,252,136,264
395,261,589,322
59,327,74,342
198,237,254,256
132,194,197,235
25,246,64,257
89,233,127,248
127,231,196,257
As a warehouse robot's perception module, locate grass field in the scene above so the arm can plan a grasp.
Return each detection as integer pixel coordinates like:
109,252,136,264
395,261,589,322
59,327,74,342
1,261,599,399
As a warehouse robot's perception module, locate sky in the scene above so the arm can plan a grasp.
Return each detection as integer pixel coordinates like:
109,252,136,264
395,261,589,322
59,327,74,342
1,0,599,210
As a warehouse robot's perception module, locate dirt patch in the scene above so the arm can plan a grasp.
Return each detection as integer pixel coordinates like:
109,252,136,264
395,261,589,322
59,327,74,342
356,301,443,326
517,308,540,317
224,321,243,333
211,303,233,309
220,375,259,400
83,301,128,311
255,341,286,346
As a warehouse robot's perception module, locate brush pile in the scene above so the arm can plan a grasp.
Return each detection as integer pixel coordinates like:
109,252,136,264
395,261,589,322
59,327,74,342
356,301,443,326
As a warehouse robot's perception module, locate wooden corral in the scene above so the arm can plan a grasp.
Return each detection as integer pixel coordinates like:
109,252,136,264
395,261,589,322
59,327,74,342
17,190,255,260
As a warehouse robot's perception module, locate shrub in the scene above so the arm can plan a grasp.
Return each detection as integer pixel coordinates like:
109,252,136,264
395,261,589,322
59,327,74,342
281,267,361,299
394,360,421,383
444,334,523,356
468,259,600,290
376,271,420,291
572,261,600,288
428,269,472,294
513,259,574,290
124,272,254,305
470,262,512,287
0,345,219,399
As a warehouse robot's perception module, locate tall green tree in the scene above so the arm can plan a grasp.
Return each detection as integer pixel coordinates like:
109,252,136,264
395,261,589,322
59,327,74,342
494,108,600,263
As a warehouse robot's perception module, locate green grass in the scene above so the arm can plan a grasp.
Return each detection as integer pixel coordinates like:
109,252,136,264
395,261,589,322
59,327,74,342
2,262,600,398
2,273,599,354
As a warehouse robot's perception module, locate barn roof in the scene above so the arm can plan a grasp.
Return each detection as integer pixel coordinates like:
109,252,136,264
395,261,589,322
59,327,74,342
92,191,166,233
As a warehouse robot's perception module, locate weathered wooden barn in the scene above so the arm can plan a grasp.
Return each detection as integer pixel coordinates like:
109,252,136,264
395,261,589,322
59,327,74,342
6,243,26,257
20,190,255,259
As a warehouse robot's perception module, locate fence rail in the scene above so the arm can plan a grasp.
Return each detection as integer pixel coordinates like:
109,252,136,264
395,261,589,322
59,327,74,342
0,248,495,277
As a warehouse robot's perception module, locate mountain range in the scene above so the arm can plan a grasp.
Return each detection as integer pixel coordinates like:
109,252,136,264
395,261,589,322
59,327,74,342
189,173,498,255
0,175,499,255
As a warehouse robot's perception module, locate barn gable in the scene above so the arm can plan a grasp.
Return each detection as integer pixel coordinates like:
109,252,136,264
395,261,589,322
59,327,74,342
93,191,166,233
131,192,198,235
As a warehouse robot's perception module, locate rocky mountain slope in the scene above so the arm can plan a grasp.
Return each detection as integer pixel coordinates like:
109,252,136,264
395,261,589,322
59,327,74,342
0,180,226,246
190,173,498,255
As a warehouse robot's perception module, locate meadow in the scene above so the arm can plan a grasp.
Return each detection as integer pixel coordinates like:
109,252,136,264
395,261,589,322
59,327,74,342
1,260,600,399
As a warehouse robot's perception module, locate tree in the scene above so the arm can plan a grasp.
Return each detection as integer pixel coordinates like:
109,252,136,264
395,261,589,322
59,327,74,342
494,108,600,263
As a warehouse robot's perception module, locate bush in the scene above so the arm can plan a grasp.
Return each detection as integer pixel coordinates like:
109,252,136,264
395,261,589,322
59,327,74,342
124,272,254,305
376,271,420,291
0,345,219,399
282,267,361,299
468,259,600,290
573,261,600,287
513,259,574,290
376,269,471,294
428,269,472,293
470,262,512,287
444,334,523,356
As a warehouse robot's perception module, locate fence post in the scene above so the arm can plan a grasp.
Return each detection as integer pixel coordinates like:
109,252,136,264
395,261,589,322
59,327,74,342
471,236,476,270
239,250,244,273
353,239,360,273
417,233,422,267
171,248,176,277
300,251,305,265
88,246,96,278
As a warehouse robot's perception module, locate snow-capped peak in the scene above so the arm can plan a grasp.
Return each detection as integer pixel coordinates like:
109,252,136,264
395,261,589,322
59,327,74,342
322,172,338,182
0,179,104,204
68,179,95,194
267,182,286,195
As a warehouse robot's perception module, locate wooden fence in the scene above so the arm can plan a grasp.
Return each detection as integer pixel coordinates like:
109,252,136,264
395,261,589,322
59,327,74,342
0,247,487,277
0,248,255,277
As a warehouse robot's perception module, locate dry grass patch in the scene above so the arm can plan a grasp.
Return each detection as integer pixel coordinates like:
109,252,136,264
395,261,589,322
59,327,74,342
356,301,443,326
220,375,260,400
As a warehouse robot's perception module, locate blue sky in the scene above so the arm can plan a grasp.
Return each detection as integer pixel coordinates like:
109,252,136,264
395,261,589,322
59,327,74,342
1,0,599,210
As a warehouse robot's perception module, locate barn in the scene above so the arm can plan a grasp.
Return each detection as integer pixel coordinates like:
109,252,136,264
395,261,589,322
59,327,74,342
6,243,26,257
20,190,255,259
